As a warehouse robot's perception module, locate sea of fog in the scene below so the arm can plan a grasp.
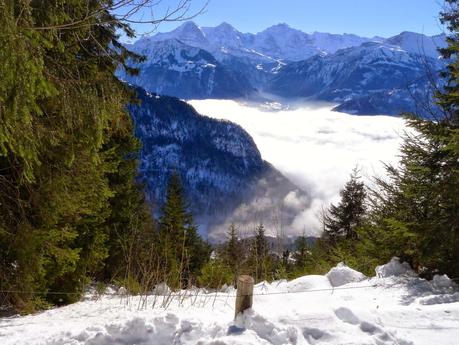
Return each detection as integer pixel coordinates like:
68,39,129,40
189,99,408,234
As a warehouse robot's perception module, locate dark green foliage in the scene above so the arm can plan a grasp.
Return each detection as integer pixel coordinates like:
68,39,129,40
438,0,459,126
223,223,243,282
351,2,459,277
158,173,211,288
323,169,366,242
249,223,270,281
292,233,310,268
358,117,459,276
0,0,149,312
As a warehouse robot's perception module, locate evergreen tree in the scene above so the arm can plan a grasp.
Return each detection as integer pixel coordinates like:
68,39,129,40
293,233,310,268
184,224,212,286
438,0,459,126
158,173,210,288
323,168,366,242
356,1,459,277
250,223,270,281
0,0,146,311
225,224,241,265
223,223,243,283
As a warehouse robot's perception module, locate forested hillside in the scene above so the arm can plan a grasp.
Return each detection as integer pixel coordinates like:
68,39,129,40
0,0,157,312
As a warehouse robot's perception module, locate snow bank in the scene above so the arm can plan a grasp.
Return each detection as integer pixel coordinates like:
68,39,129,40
287,275,332,292
432,274,457,290
235,310,298,345
326,262,366,287
419,292,459,305
2,259,459,345
254,281,279,294
375,257,417,278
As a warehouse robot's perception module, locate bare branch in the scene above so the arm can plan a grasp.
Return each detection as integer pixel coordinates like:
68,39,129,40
23,0,209,34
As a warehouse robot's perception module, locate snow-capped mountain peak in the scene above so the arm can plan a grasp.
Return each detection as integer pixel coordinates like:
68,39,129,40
144,21,378,62
153,21,208,47
201,22,246,49
121,22,446,116
385,31,447,58
309,31,376,54
261,23,294,33
214,21,239,33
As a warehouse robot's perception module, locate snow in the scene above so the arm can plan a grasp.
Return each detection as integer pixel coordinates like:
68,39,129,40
326,262,366,287
132,22,445,69
375,257,417,278
287,275,332,292
136,21,380,64
2,260,458,345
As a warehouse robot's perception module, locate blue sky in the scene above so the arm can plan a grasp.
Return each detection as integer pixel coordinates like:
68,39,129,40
123,0,446,39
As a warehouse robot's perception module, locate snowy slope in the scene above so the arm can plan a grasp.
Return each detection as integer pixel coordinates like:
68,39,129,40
2,259,458,345
118,39,255,99
268,41,444,116
385,31,447,58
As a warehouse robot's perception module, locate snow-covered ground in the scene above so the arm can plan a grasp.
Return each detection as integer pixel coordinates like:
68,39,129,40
2,258,458,345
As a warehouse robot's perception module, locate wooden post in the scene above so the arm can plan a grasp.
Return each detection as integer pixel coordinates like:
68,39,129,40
235,275,254,318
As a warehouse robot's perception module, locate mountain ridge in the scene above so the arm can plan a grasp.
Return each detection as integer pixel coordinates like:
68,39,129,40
118,21,447,116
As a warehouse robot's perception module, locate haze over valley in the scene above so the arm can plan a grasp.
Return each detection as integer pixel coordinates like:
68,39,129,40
190,99,408,236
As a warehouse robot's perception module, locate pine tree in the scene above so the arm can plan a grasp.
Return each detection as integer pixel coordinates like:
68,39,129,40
323,168,366,242
158,173,210,288
0,0,145,311
293,233,310,268
225,224,241,266
356,1,459,277
224,223,243,282
250,223,270,281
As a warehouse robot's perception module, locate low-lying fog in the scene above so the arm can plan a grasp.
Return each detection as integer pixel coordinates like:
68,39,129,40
189,99,408,236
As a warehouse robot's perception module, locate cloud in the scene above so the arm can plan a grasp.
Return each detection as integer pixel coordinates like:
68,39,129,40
189,99,408,237
283,190,309,211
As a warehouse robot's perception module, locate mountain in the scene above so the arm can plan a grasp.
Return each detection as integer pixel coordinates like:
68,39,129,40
144,21,376,62
151,21,209,48
309,31,383,54
267,40,444,116
128,87,309,240
122,22,446,116
247,24,376,61
118,39,255,99
385,31,446,58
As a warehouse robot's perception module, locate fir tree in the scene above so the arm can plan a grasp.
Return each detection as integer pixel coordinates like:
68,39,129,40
225,224,242,266
158,173,210,288
293,233,310,268
356,1,459,276
224,223,243,283
0,0,145,311
250,223,270,281
323,168,366,242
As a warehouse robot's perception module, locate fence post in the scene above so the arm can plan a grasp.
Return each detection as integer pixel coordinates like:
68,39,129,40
234,275,254,318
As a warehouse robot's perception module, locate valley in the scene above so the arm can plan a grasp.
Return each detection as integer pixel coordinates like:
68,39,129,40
189,99,408,236
119,21,439,240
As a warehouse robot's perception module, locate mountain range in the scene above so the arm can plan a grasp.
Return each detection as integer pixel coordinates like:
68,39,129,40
118,21,446,116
